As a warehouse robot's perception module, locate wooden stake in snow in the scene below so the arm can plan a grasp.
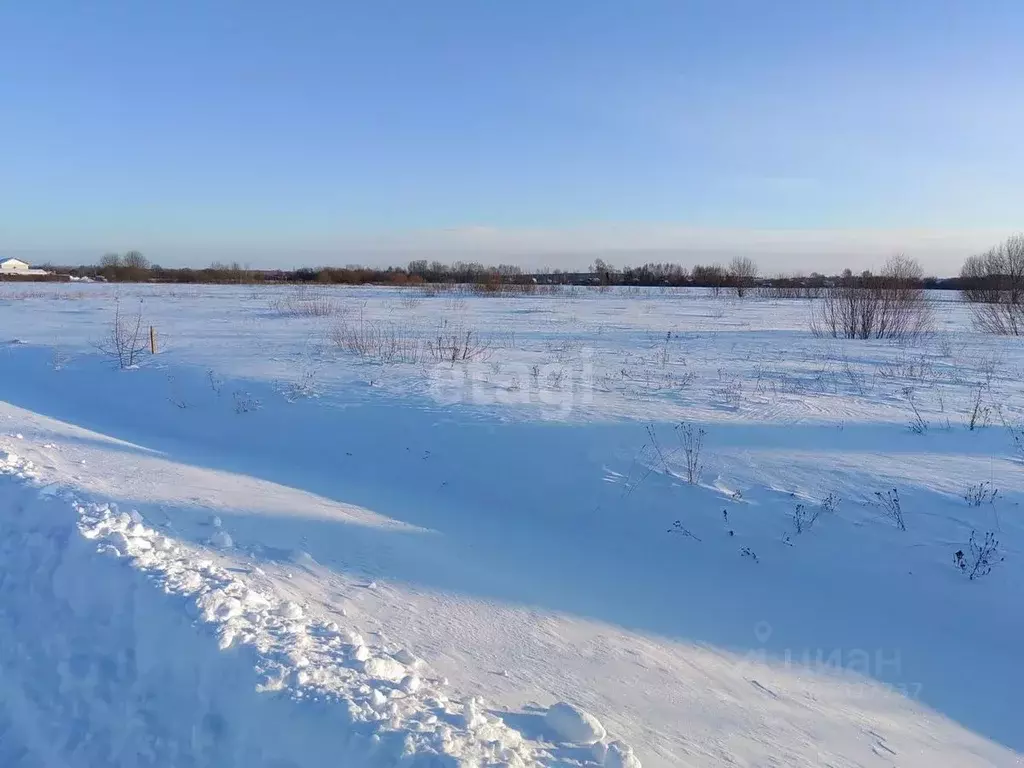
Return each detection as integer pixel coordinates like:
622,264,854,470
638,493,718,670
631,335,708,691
150,326,157,354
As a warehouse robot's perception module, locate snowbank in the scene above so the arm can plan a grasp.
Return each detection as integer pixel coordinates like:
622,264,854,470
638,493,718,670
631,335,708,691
0,450,551,767
545,701,606,745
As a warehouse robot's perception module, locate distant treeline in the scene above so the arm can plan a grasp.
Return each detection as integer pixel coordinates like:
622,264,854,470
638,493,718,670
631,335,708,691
22,251,980,291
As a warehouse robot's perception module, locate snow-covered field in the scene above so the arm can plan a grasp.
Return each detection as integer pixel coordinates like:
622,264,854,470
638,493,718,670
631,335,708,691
1,282,1021,767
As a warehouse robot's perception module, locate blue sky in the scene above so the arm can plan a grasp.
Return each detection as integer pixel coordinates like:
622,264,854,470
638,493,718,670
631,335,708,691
1,1,1021,273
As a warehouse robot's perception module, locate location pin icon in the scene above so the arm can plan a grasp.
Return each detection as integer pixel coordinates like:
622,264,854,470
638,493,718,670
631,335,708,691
754,621,772,644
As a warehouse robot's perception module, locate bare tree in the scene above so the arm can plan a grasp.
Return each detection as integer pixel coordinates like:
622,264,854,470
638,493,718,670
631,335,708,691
961,233,1024,335
122,250,150,270
728,257,758,298
94,298,148,369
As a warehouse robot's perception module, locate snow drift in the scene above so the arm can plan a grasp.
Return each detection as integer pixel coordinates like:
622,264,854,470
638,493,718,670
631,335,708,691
0,450,552,767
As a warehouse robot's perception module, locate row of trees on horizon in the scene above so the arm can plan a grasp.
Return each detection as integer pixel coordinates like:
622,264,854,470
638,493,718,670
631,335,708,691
12,234,1022,300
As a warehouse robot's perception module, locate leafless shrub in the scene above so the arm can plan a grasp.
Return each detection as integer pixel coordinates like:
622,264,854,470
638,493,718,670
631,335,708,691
963,385,991,431
675,421,705,484
658,330,673,367
964,481,998,507
94,298,147,369
399,293,421,309
470,278,538,296
207,369,223,395
282,347,323,400
756,283,822,299
740,546,759,563
842,358,871,396
936,332,955,357
667,520,701,541
546,337,584,362
713,370,744,408
426,323,491,363
232,390,261,413
821,492,840,514
791,503,815,534
903,387,929,434
791,493,839,534
953,531,1003,580
874,488,906,531
971,295,1024,336
961,233,1024,335
270,288,339,318
331,317,421,364
644,424,672,475
416,282,447,298
811,256,933,341
877,354,936,383
166,375,188,409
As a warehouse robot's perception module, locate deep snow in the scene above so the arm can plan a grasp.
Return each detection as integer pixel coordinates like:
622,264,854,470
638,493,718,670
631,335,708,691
1,282,1022,767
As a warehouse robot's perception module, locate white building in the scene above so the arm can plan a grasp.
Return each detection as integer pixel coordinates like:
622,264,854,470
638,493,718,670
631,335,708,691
0,258,30,272
0,258,50,276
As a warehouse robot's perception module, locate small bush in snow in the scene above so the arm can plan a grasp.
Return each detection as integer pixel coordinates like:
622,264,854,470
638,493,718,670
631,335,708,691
426,323,491,364
232,390,261,414
964,481,998,507
963,385,991,431
284,366,321,401
675,421,705,485
740,546,759,563
667,519,700,541
166,375,188,409
791,503,816,534
713,371,744,408
936,332,955,357
207,368,223,395
270,288,338,318
953,531,1004,580
546,367,566,389
903,387,929,434
821,492,840,514
331,317,421,365
791,493,840,535
874,488,906,531
94,298,147,369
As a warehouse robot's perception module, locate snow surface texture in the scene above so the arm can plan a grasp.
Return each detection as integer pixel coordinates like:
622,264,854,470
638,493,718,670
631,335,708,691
2,449,630,767
1,283,1023,767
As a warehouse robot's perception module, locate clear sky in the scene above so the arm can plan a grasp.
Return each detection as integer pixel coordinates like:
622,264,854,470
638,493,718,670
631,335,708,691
1,1,1021,274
